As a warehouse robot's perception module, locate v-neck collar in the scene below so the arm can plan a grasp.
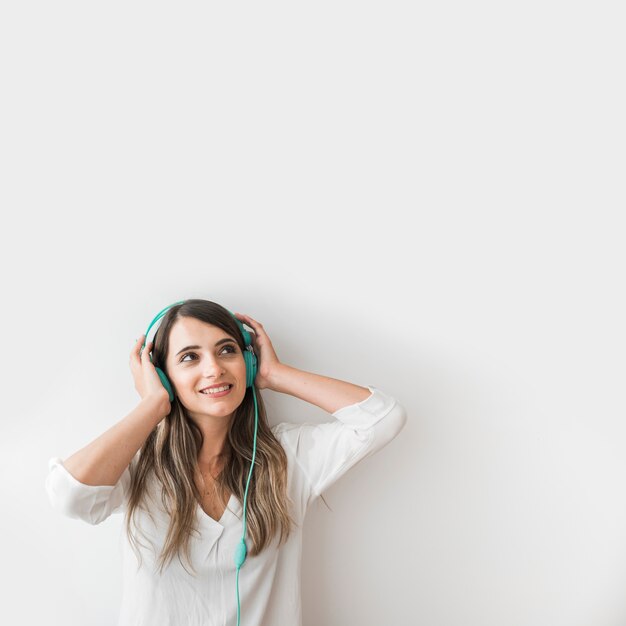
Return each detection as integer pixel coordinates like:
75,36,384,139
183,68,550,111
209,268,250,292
196,492,242,527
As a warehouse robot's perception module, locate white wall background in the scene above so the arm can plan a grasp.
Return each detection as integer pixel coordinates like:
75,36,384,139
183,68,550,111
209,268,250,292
1,1,624,625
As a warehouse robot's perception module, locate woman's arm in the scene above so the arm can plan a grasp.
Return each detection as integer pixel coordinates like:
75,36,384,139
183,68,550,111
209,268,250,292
62,395,166,486
268,364,372,414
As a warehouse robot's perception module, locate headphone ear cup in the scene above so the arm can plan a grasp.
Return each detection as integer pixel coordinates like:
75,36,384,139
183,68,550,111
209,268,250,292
155,367,175,402
240,327,252,346
230,313,257,388
243,349,257,388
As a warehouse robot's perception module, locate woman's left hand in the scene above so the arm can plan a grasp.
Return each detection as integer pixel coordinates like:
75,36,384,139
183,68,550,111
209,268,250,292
233,313,282,390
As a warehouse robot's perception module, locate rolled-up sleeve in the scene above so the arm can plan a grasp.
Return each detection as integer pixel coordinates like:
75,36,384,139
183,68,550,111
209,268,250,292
276,385,407,500
45,457,131,525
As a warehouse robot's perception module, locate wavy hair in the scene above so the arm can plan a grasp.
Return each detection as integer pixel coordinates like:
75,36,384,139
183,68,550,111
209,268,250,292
124,299,305,576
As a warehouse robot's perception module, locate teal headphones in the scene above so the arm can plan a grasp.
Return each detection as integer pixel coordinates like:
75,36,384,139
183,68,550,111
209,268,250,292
141,299,258,626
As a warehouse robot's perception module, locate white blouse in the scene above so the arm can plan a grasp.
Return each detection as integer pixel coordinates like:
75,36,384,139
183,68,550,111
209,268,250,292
45,385,407,626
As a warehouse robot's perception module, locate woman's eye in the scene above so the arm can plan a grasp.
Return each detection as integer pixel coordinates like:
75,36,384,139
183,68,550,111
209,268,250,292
180,344,237,363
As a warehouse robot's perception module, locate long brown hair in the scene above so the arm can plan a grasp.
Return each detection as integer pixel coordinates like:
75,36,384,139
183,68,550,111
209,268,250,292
124,299,298,576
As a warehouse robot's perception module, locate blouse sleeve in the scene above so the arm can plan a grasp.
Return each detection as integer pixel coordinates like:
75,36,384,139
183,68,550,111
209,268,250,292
275,385,407,501
44,456,133,525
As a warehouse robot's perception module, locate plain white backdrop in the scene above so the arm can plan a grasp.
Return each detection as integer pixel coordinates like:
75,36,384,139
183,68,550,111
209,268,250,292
1,1,624,625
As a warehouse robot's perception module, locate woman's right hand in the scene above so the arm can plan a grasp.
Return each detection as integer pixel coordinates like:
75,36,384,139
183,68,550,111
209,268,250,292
129,335,172,418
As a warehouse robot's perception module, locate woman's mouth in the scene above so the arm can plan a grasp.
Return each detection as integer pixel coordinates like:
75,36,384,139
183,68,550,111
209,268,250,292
199,384,233,398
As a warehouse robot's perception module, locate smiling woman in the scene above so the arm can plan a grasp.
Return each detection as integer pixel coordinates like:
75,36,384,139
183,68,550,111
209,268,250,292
44,297,407,626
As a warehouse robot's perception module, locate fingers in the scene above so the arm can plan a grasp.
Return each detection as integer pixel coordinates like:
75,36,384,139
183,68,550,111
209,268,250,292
141,340,153,361
130,335,142,362
130,335,151,360
235,313,263,331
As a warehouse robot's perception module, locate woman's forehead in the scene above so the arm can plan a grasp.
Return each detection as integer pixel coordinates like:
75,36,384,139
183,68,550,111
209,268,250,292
169,317,234,345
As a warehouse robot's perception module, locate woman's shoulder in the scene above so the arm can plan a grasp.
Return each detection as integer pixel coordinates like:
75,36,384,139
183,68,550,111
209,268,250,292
270,421,307,453
271,421,301,435
270,420,316,444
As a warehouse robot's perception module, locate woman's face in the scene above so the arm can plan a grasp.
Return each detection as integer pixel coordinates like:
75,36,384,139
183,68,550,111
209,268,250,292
165,316,247,421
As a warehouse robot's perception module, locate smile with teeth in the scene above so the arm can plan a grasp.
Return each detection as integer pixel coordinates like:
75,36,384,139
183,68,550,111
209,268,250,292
200,384,232,395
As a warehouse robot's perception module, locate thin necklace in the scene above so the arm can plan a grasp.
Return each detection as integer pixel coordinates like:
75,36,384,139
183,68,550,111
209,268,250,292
198,466,225,498
197,452,230,497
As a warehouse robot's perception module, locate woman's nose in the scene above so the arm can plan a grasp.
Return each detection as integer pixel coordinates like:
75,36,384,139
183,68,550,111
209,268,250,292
201,357,225,376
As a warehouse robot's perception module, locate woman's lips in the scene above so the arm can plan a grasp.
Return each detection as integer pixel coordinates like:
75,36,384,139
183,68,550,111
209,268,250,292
199,385,232,398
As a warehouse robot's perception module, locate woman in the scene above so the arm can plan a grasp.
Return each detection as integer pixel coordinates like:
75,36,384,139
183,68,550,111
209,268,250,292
45,298,407,626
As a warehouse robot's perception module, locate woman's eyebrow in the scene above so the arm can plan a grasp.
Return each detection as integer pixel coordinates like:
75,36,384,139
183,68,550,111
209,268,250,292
175,338,236,357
